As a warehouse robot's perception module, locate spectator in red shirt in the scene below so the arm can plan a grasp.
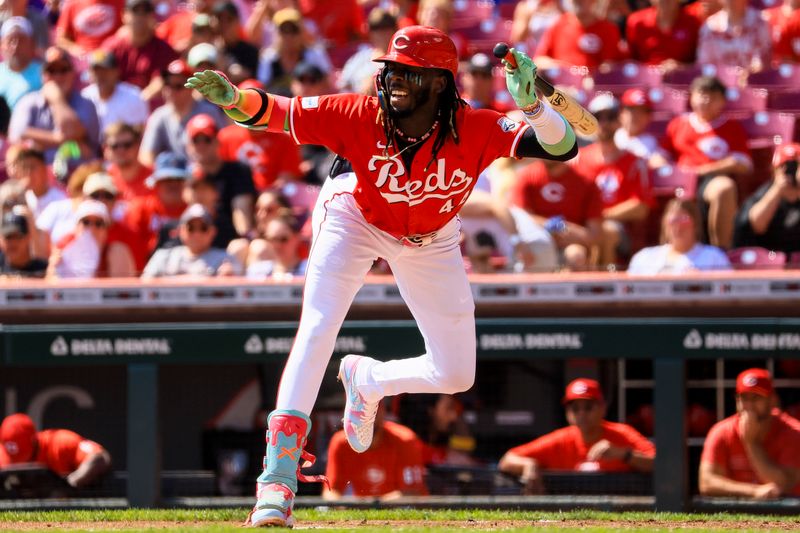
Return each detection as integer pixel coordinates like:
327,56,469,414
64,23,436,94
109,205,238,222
155,0,215,55
499,378,655,494
653,75,751,249
102,0,178,103
511,159,604,271
0,413,111,489
103,122,151,203
574,94,651,267
55,0,124,56
625,0,701,68
217,80,302,191
774,6,800,64
534,0,628,70
460,53,514,114
323,401,427,500
762,1,798,54
123,151,188,256
298,0,364,49
699,368,800,499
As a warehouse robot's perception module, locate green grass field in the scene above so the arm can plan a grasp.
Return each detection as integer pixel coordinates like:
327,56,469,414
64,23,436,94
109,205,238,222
1,508,799,532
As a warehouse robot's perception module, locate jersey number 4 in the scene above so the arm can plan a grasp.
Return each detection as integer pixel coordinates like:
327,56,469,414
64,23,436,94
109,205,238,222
438,199,455,214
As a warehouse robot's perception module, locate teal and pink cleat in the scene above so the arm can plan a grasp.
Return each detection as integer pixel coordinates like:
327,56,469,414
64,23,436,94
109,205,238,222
338,354,380,453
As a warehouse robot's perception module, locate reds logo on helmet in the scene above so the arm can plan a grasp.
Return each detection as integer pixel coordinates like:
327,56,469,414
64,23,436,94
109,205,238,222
375,25,459,77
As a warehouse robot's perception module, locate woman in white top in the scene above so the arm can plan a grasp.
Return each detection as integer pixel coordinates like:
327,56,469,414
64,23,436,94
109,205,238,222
627,198,732,274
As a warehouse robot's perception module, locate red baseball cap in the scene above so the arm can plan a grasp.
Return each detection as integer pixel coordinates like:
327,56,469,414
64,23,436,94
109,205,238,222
620,88,651,110
0,413,36,463
736,368,773,397
772,142,800,168
563,378,604,404
186,113,217,139
165,59,193,78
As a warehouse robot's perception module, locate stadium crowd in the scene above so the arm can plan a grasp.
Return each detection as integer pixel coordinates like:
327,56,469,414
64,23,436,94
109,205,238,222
0,0,799,278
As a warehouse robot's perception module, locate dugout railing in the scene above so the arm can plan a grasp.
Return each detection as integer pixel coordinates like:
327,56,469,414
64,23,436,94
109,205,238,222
1,272,799,511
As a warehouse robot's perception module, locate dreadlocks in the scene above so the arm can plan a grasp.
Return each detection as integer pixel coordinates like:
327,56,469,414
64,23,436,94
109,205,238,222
376,67,467,170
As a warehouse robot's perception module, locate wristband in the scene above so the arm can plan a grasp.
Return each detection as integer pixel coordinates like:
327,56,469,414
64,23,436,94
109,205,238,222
544,215,566,234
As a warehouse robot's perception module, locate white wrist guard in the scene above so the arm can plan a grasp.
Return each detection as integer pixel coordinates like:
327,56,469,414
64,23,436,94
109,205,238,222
522,102,567,146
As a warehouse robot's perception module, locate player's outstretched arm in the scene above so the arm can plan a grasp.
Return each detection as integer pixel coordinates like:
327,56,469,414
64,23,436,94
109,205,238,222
185,70,291,133
504,49,575,158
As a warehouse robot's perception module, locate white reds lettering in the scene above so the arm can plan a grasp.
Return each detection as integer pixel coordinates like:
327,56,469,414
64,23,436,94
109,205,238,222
368,144,474,206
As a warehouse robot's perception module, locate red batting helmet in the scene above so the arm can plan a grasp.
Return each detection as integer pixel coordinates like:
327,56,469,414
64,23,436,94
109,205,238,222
374,25,458,77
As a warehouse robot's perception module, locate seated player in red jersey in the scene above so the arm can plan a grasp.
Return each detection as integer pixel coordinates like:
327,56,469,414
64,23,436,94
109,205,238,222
498,378,655,494
0,413,111,489
700,368,800,499
625,0,701,68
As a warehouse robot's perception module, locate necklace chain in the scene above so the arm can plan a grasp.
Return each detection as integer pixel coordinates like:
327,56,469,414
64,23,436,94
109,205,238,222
395,119,439,144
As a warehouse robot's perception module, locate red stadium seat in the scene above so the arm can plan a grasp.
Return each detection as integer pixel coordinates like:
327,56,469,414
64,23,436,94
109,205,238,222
723,87,768,119
662,64,744,91
740,111,796,150
590,61,663,94
746,64,800,90
646,87,688,119
463,18,513,56
650,165,697,198
727,247,787,270
451,0,497,31
539,65,589,91
767,89,800,113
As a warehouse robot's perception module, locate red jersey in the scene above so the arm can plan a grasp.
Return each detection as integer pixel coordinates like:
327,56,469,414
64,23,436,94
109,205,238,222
574,144,652,209
660,112,751,169
57,0,124,52
122,194,186,256
0,430,104,476
287,94,528,238
325,421,427,497
217,125,301,191
299,0,365,48
535,13,628,69
701,411,800,496
108,163,152,201
775,10,800,63
102,33,178,90
625,5,700,64
511,161,604,225
507,421,655,472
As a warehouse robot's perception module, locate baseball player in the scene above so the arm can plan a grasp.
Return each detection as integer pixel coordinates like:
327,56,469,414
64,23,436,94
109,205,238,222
187,25,577,527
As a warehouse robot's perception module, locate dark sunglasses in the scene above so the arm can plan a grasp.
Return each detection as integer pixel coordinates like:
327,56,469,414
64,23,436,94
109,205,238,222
89,191,116,201
279,24,300,35
266,235,290,244
131,5,155,14
45,66,73,75
191,135,214,145
2,233,25,241
80,218,107,229
107,140,135,151
595,111,620,122
298,76,322,84
186,223,210,233
469,70,493,79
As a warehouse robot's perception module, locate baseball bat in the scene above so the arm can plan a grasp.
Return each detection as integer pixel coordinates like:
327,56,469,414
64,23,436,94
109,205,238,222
492,43,598,137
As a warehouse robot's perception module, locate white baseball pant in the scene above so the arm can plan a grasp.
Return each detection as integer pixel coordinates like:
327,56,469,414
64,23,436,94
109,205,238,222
275,173,476,414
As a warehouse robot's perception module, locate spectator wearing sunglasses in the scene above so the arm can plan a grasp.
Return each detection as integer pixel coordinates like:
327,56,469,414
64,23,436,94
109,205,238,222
103,122,151,201
47,198,136,278
460,53,513,114
733,143,800,255
81,49,149,135
0,209,48,278
246,213,306,280
142,203,242,278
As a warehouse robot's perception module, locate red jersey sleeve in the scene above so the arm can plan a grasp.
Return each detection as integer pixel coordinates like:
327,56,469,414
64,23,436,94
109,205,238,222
614,423,656,456
700,419,731,469
45,430,104,476
507,428,571,469
55,2,75,40
288,94,377,157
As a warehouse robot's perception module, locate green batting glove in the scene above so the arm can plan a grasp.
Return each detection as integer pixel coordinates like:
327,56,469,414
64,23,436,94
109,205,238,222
185,70,240,108
503,48,538,110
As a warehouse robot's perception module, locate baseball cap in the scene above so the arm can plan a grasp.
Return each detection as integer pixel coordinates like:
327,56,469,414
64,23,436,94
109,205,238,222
736,368,773,397
187,43,219,69
82,172,119,197
180,203,214,225
293,62,324,83
147,152,189,187
44,46,73,68
273,7,302,27
1,16,32,39
588,93,620,115
89,49,117,69
1,211,29,237
126,0,154,10
772,142,800,168
75,199,110,223
620,88,651,110
164,59,193,78
186,113,218,139
0,414,36,463
467,53,493,75
562,378,604,404
367,7,397,31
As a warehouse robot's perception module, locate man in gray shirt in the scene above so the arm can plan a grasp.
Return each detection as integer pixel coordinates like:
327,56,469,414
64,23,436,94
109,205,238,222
141,203,242,278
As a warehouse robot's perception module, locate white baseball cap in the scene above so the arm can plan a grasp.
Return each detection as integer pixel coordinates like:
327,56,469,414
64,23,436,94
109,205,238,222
187,43,219,68
588,93,620,115
1,17,33,39
75,199,110,224
82,172,119,197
